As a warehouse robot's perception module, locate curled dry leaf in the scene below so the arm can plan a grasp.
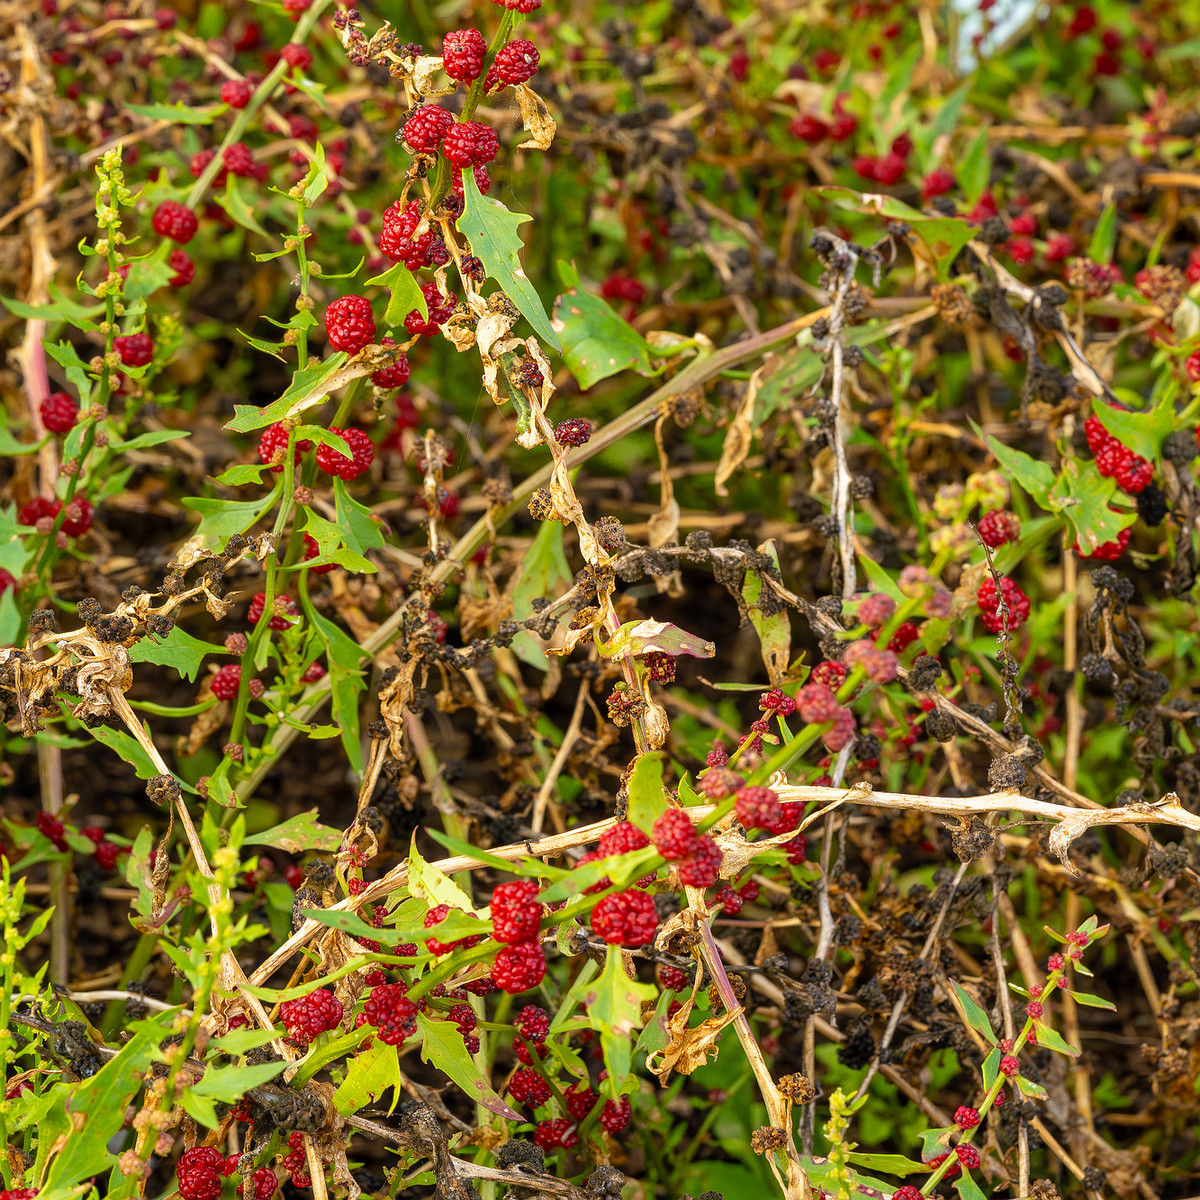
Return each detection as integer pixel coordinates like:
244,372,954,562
647,977,743,1083
514,83,556,152
596,617,716,660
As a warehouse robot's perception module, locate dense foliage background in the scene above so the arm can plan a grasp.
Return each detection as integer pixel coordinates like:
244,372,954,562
2,0,1200,1198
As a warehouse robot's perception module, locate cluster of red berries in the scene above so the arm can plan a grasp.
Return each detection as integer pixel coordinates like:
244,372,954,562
18,495,94,539
279,987,343,1044
488,879,547,994
177,1148,227,1200
248,592,299,630
977,509,1021,548
363,982,419,1045
1084,415,1154,494
509,1067,551,1106
591,888,658,947
650,808,723,887
976,576,1031,634
1075,525,1132,561
80,823,123,871
40,391,78,433
424,903,483,955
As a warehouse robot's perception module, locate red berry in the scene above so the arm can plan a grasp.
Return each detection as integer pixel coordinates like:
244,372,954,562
592,889,657,947
600,1095,631,1133
491,38,540,87
857,592,896,629
954,1105,980,1129
1114,456,1153,494
1007,236,1035,266
1025,1000,1043,1018
114,332,153,367
363,982,418,1045
211,664,241,700
491,0,542,12
281,43,312,71
40,392,77,434
533,1118,577,1150
597,821,651,857
789,113,829,143
491,879,542,944
222,142,256,178
809,661,847,689
403,105,454,154
95,840,120,870
36,812,63,840
1000,1054,1020,1075
168,248,195,287
717,886,742,915
1045,233,1074,261
60,497,93,537
220,78,253,108
516,1004,549,1042
152,200,198,244
677,835,722,887
371,338,411,389
887,621,920,654
1076,526,1131,561
280,988,343,1044
404,282,456,338
248,592,299,630
922,168,955,200
316,427,374,481
734,785,782,831
873,151,906,185
565,1083,598,1121
976,577,1030,634
652,809,700,861
894,1189,923,1200
178,1148,226,1200
493,941,546,993
1186,352,1200,383
955,1145,980,1170
796,682,840,725
282,0,310,16
324,295,376,354
251,1169,277,1200
442,28,486,81
258,422,312,472
977,509,1020,548
508,1068,550,1106
442,121,499,168
1048,953,1065,970
659,965,688,991
18,496,59,529
554,418,591,447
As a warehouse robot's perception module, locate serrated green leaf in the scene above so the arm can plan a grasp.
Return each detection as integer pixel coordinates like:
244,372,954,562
303,141,328,206
365,259,428,326
459,171,559,350
214,463,274,486
129,625,224,682
627,751,667,835
417,1012,522,1119
950,979,996,1041
208,1027,283,1056
334,1039,401,1115
1048,458,1135,555
568,945,657,1100
123,241,175,300
225,354,350,433
182,484,281,541
552,260,651,388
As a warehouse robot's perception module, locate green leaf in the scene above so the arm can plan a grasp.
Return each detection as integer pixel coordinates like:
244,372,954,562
743,538,791,683
627,751,667,834
129,625,224,682
365,260,428,326
417,1012,523,1119
1032,1022,1079,1057
909,217,975,282
190,1058,287,1104
218,175,268,236
244,809,344,853
334,477,385,553
958,127,991,206
1016,1073,1049,1099
214,463,274,486
87,724,164,783
981,1047,1001,1091
595,618,716,661
303,141,328,207
1091,394,1176,461
950,979,996,1041
309,609,366,775
123,241,175,300
1,287,105,323
226,354,350,433
954,1170,987,1200
553,260,651,388
459,171,559,350
239,331,288,361
845,1154,927,1176
1065,989,1116,1011
1048,458,1135,556
44,340,93,406
0,426,39,456
128,101,225,123
1088,204,1118,264
208,1027,284,1056
984,434,1055,507
408,837,477,914
42,1014,170,1193
183,483,282,541
510,519,572,670
567,945,657,1100
111,429,190,453
334,1039,401,1115
303,907,394,943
